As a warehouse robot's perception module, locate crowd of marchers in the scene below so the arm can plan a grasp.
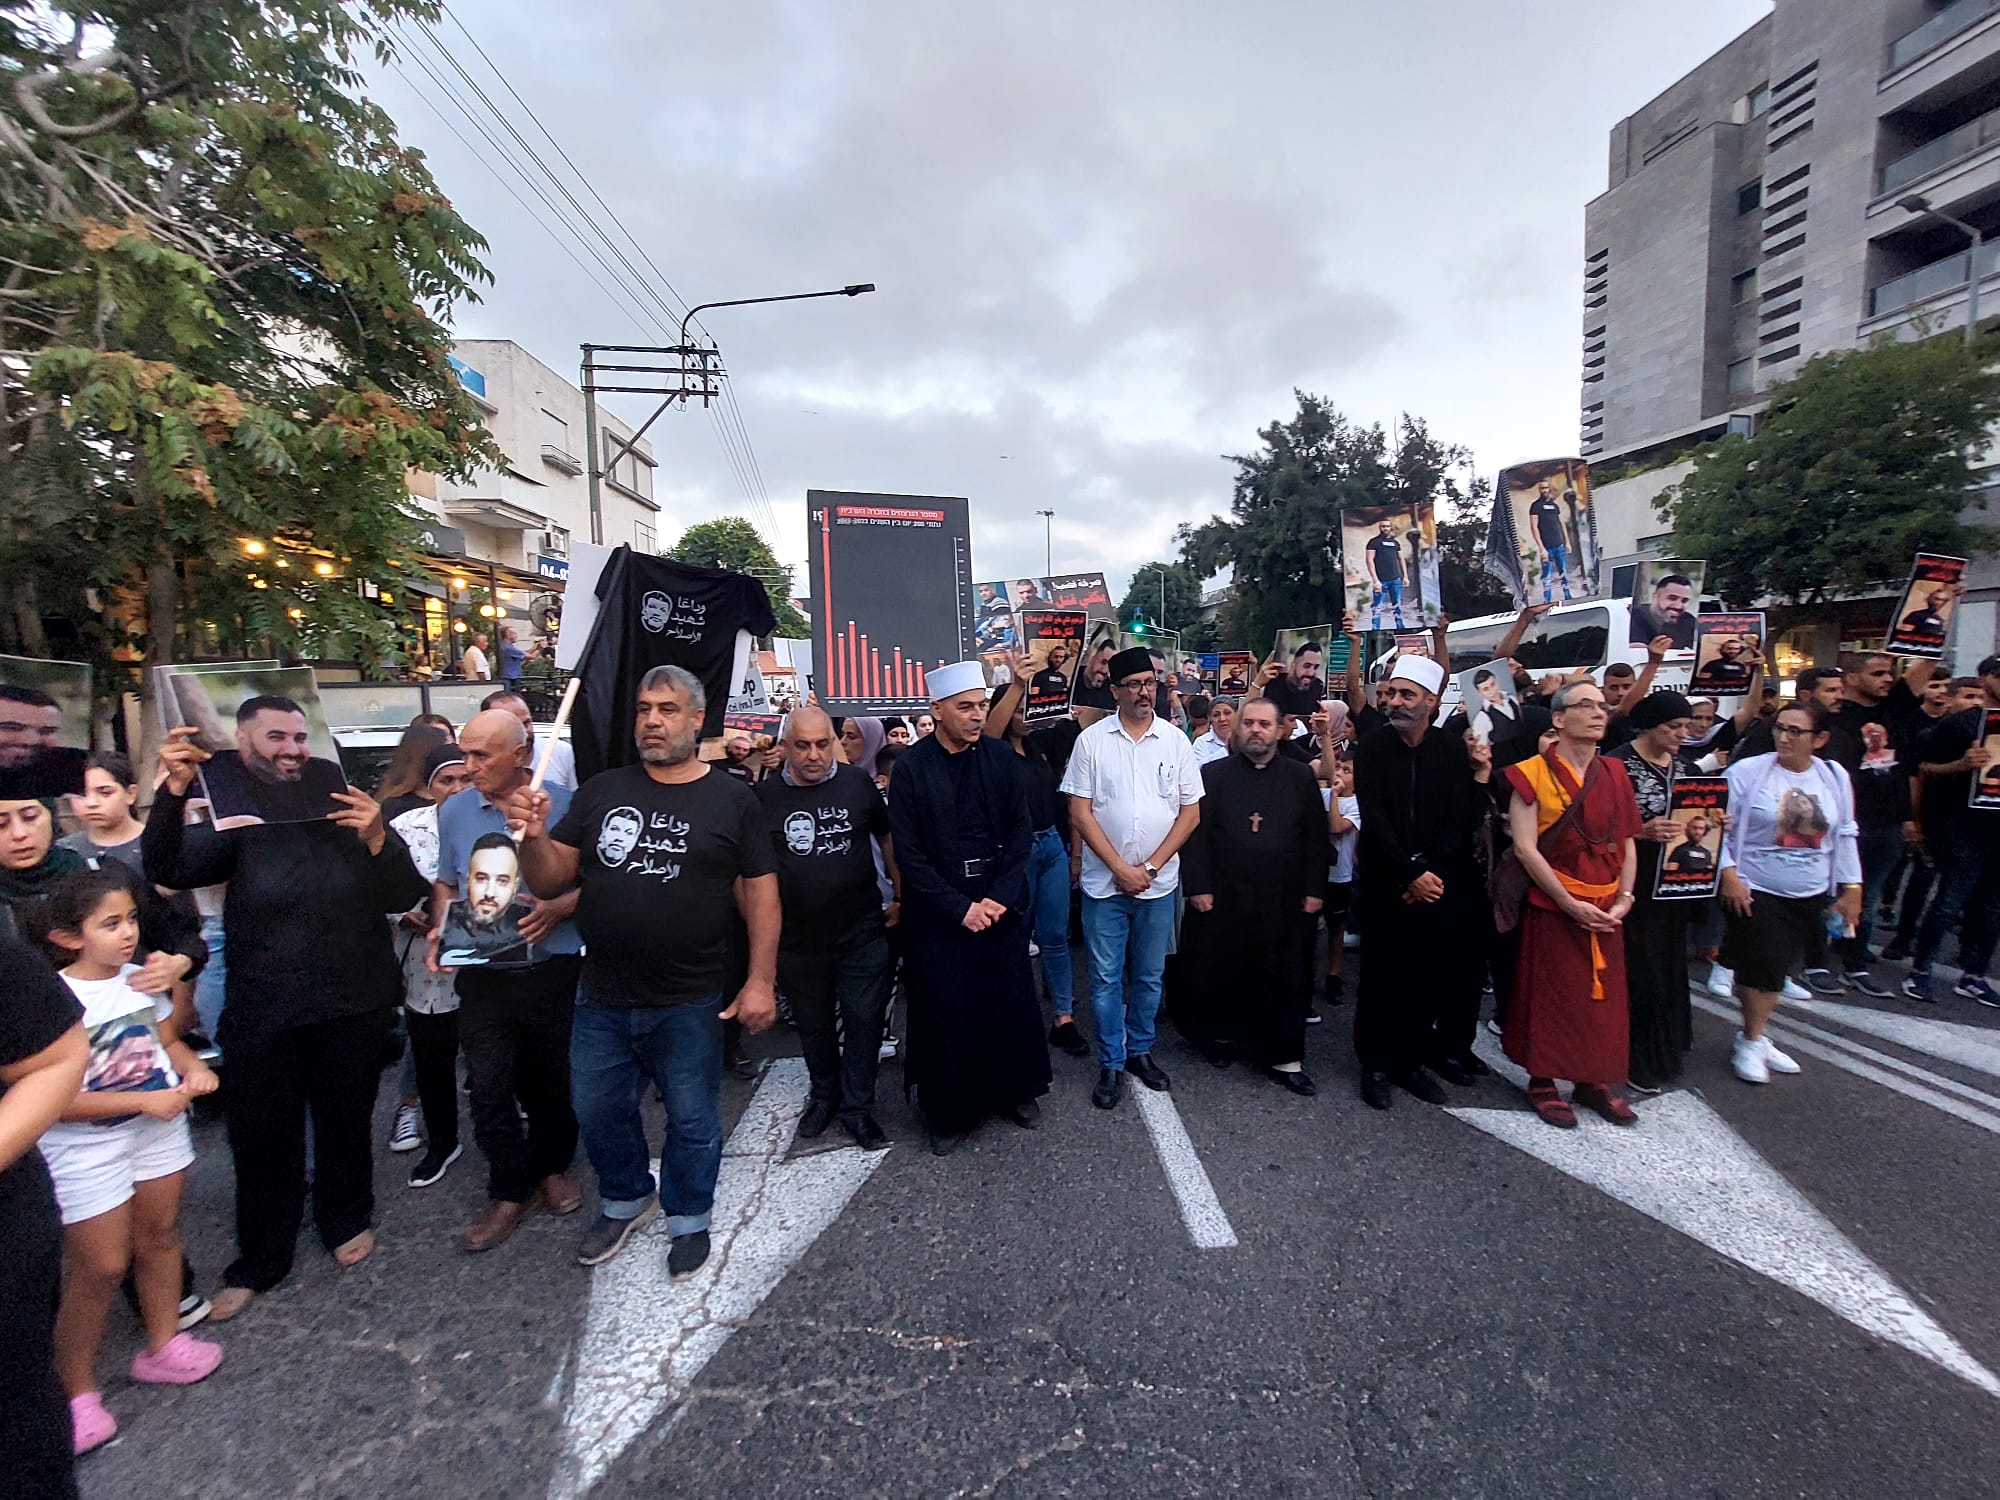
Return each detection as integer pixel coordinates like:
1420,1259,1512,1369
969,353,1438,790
1,604,1997,1496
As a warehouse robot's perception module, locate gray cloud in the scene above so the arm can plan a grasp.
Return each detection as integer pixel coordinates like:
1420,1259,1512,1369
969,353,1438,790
377,0,1772,595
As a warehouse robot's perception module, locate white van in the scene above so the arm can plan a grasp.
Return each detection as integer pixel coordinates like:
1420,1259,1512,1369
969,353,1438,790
1366,598,1694,718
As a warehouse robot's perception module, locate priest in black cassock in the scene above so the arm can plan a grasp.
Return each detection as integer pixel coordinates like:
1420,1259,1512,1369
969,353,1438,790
1179,699,1329,1095
1352,655,1494,1111
885,661,1053,1154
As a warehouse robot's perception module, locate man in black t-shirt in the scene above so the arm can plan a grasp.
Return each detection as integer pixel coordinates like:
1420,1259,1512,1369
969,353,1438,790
1029,645,1072,704
515,664,778,1279
1364,519,1408,630
757,707,897,1149
1529,480,1573,603
1261,640,1327,721
1902,655,2000,1006
1828,653,1934,995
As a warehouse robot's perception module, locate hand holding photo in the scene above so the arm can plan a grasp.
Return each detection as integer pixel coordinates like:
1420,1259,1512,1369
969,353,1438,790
1885,553,1968,660
1341,502,1442,629
1019,608,1086,723
1655,776,1728,900
1266,627,1334,720
1687,613,1765,698
158,665,348,824
1628,560,1705,650
1456,658,1521,745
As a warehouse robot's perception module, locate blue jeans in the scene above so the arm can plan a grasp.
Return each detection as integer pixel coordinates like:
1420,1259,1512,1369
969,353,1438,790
1082,892,1175,1070
1370,579,1405,629
1540,545,1571,602
1839,823,1907,968
194,914,227,1048
1913,829,2000,978
569,990,722,1236
1026,827,1075,1016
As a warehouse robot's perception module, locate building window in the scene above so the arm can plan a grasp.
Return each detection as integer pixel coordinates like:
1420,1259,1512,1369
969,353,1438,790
542,409,568,448
605,429,654,499
1727,358,1755,397
1746,83,1770,120
635,520,656,553
1738,179,1762,215
1731,268,1758,305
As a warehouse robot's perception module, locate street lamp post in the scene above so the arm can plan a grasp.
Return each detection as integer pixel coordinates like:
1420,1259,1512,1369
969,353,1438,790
1898,194,1984,345
1035,508,1054,573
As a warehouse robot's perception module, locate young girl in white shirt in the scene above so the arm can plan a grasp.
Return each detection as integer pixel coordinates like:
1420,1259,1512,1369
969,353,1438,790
36,865,223,1455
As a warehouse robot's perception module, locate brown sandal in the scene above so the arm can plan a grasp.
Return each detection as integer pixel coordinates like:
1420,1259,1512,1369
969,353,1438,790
1527,1079,1577,1129
333,1229,376,1268
1575,1084,1639,1127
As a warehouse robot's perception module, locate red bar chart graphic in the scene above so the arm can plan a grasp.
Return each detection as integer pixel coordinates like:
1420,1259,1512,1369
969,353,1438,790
807,491,976,714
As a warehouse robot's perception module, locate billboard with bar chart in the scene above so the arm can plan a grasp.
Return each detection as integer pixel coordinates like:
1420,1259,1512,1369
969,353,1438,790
807,490,977,713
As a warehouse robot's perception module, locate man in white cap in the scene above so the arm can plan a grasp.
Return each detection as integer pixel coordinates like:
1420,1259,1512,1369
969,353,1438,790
1352,652,1494,1111
885,662,1052,1153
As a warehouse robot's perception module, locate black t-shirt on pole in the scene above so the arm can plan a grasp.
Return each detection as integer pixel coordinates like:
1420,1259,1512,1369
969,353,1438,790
552,763,775,1007
756,764,891,947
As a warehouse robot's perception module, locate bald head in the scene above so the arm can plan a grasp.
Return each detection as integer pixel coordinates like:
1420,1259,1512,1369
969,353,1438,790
782,705,833,742
780,705,837,784
460,708,529,798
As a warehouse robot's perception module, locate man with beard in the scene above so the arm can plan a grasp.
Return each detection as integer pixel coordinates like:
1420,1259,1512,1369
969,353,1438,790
1074,639,1118,711
887,662,1051,1152
1365,518,1409,631
198,695,347,823
1352,655,1494,1110
513,666,778,1278
1631,573,1697,651
1257,640,1327,722
434,708,583,1251
1029,644,1073,704
1529,480,1574,603
0,682,86,799
1179,700,1328,1092
438,832,534,965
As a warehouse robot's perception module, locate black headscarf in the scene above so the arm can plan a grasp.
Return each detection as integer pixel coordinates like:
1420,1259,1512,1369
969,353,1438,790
1628,690,1694,733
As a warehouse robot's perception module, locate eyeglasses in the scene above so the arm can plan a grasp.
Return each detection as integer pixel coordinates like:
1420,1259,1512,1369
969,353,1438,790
1774,723,1815,737
1116,677,1157,691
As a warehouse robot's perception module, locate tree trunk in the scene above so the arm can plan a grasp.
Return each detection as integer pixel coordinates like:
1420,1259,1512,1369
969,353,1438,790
136,558,179,785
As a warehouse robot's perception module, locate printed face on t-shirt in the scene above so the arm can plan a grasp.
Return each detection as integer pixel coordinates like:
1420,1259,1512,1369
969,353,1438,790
1775,787,1829,849
597,807,643,867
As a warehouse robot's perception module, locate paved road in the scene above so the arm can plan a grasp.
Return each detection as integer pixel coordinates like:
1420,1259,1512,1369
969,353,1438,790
79,954,2000,1499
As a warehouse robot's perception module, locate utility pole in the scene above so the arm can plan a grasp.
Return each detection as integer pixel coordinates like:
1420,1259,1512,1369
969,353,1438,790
1035,508,1054,574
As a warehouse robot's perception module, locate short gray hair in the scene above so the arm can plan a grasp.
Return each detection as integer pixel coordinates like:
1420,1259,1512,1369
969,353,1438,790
1550,680,1603,713
1210,695,1241,713
638,664,705,715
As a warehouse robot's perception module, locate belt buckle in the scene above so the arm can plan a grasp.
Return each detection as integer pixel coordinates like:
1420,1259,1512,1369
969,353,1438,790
962,857,992,879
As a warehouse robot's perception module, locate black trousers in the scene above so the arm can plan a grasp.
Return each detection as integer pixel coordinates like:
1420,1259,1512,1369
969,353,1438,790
1180,895,1316,1067
0,1167,77,1500
222,1008,392,1293
404,1007,460,1153
455,956,580,1204
778,923,891,1118
1354,879,1487,1075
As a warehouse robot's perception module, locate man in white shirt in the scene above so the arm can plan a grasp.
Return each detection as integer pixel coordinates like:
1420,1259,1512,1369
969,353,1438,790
481,690,577,792
1061,647,1203,1110
461,632,492,681
1192,697,1237,766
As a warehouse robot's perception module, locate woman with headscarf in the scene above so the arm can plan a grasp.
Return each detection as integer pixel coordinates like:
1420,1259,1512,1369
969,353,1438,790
840,716,888,783
1607,691,1703,1093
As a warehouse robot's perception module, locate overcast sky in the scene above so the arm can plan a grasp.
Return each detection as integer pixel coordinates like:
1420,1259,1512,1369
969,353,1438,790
368,0,1772,599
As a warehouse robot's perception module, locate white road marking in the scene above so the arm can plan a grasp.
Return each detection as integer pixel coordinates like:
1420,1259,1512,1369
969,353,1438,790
549,1059,890,1499
1449,1090,2000,1395
1806,1000,2000,1080
1689,995,2000,1137
1453,1045,2000,1398
1132,1084,1238,1250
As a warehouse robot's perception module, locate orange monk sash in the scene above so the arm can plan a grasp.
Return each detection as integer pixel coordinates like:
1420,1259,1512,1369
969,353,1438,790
1518,752,1616,999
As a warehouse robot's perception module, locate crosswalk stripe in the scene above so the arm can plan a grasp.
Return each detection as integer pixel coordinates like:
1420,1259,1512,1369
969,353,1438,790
1132,1084,1239,1250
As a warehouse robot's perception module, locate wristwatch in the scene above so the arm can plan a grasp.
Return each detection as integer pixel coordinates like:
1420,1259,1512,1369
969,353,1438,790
1143,861,1160,879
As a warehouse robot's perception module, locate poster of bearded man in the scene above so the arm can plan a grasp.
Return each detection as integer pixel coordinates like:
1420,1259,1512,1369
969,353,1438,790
157,664,348,824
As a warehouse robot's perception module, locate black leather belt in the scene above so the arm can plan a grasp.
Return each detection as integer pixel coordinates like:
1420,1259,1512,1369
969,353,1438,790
962,857,994,879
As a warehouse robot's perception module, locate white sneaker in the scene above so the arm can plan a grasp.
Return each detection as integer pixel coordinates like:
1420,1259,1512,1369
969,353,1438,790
388,1102,422,1153
1760,1036,1801,1075
1780,977,1812,1004
1731,1033,1770,1084
1707,964,1736,998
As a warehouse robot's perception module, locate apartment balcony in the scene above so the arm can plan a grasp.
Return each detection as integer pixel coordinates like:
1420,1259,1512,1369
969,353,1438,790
1881,0,2000,114
540,443,583,476
1861,239,2000,344
1881,102,2000,195
1890,0,2000,74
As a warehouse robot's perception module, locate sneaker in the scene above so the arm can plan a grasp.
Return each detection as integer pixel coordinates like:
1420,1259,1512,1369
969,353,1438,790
1304,1003,1323,1026
1880,938,1911,964
1802,968,1844,997
1731,1033,1770,1085
388,1102,422,1153
1760,1036,1801,1075
1707,964,1736,999
877,1031,900,1061
70,1391,116,1455
1953,976,2000,1008
1846,972,1894,1000
576,1202,657,1267
1901,971,1936,1005
667,1230,711,1279
407,1142,462,1189
130,1331,223,1386
1484,1017,1502,1037
177,1291,212,1331
1780,977,1812,1003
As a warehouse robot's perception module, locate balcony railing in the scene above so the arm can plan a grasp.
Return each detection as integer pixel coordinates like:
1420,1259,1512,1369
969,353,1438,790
540,443,582,476
1868,235,2000,316
1881,103,2000,193
1887,0,2000,73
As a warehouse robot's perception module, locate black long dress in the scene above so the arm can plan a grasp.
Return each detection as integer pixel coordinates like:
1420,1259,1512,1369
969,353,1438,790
886,733,1052,1134
1609,743,1696,1090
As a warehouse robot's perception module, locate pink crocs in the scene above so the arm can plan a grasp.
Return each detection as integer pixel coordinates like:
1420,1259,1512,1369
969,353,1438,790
70,1391,116,1455
129,1330,223,1386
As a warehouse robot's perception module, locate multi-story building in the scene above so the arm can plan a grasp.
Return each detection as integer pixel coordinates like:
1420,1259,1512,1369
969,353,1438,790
1583,0,2000,667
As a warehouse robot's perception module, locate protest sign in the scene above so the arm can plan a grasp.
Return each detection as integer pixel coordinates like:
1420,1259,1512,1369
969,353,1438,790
1688,612,1765,697
1342,500,1442,629
1972,710,2000,812
1628,559,1704,650
1456,659,1519,746
1655,775,1727,900
1214,651,1256,696
1020,608,1086,723
0,654,91,799
158,664,348,824
1486,458,1598,607
1885,552,1967,661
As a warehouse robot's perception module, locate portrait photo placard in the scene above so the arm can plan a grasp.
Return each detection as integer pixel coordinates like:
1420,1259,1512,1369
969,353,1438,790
1688,613,1765,698
1885,552,1968,661
437,830,538,969
1020,608,1086,724
1456,659,1520,746
1342,501,1441,629
1655,775,1727,900
1072,618,1121,711
1628,559,1705,651
1972,709,2000,812
158,665,348,825
0,654,91,799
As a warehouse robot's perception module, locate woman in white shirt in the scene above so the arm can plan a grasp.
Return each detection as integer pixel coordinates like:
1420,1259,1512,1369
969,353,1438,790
1718,702,1862,1084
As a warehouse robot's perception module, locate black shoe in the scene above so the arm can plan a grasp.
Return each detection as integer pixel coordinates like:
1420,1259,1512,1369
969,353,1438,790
843,1113,888,1150
576,1202,657,1266
797,1098,838,1140
407,1142,463,1189
1393,1068,1448,1106
1091,1068,1125,1110
1429,1055,1480,1089
1846,971,1894,1000
667,1230,711,1279
1263,1066,1317,1097
1127,1053,1171,1092
1303,1004,1323,1026
1321,976,1346,1007
1007,1099,1042,1129
1048,1019,1089,1057
1200,1039,1235,1069
928,1127,966,1156
1881,939,1911,964
1360,1070,1394,1110
723,1043,760,1081
1802,967,1845,997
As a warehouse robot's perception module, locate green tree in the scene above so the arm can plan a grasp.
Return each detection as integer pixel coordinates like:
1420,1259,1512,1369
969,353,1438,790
1179,393,1475,649
0,0,496,703
1437,476,1514,618
1660,336,2000,606
1116,560,1204,633
667,515,808,638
